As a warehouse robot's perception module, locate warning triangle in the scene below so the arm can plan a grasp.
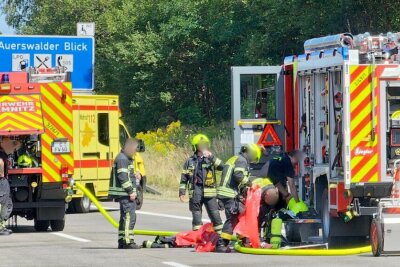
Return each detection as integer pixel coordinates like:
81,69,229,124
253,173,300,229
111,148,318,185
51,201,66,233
258,124,282,146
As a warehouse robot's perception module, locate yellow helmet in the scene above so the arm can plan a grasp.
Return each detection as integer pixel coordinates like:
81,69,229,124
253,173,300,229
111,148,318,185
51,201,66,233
17,154,33,168
191,134,210,152
243,143,262,163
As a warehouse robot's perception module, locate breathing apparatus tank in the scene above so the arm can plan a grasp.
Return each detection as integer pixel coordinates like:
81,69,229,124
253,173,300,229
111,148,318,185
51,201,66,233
270,218,283,249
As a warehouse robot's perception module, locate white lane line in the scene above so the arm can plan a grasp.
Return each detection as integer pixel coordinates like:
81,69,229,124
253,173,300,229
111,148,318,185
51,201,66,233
136,210,211,223
51,233,91,243
163,262,192,267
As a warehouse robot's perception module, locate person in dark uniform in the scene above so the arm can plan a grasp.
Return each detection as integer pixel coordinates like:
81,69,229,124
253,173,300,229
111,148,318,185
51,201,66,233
179,134,224,233
108,138,141,249
0,137,21,235
267,150,303,208
216,143,262,253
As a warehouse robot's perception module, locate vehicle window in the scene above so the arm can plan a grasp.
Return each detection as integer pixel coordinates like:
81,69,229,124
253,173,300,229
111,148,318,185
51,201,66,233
119,125,128,147
240,74,276,119
98,113,109,146
255,87,276,119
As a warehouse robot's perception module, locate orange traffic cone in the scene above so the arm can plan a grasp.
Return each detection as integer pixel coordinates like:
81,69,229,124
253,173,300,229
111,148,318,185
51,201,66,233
387,166,400,214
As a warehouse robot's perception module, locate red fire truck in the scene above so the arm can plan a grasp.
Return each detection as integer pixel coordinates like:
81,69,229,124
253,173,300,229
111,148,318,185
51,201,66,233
232,32,400,252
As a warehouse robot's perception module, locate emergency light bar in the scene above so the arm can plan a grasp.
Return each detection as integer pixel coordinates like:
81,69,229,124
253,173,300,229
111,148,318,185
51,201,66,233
28,67,71,83
304,33,354,53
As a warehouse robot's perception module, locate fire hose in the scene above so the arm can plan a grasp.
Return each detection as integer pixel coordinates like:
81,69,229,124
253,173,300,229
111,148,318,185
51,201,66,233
73,181,372,256
74,181,178,237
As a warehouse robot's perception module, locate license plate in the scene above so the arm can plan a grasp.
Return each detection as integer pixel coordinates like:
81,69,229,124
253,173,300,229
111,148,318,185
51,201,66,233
52,141,71,154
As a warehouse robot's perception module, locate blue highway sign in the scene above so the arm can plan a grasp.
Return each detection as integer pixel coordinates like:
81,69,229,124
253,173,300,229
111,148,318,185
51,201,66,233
0,35,94,90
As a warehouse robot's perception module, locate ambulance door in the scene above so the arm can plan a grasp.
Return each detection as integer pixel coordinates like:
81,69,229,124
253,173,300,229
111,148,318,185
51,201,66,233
96,99,112,195
77,100,98,187
231,66,284,155
108,99,120,175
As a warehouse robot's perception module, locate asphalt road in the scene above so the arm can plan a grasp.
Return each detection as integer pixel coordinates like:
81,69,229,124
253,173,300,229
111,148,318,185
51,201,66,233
0,198,398,267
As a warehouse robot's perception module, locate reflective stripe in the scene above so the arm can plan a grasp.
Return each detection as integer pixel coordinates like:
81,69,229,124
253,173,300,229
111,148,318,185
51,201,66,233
234,167,246,173
122,180,133,189
217,187,236,198
179,184,186,190
108,187,128,196
213,224,223,230
222,165,234,188
239,175,249,186
218,164,236,198
203,188,217,197
181,170,190,174
117,168,129,173
125,213,131,244
193,225,202,230
214,158,222,167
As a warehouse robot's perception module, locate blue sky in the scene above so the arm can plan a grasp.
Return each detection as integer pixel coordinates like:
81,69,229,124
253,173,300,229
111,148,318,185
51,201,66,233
0,13,15,34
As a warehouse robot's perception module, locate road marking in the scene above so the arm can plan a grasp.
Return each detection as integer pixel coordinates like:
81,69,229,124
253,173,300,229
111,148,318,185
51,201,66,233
51,233,91,243
163,262,192,267
90,205,119,211
136,210,210,222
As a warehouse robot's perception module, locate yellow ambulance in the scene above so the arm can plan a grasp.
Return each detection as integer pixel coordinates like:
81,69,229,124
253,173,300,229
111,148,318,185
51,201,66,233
71,95,145,213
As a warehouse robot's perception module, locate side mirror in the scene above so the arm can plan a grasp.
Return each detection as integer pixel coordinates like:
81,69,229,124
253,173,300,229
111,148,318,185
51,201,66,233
137,139,145,153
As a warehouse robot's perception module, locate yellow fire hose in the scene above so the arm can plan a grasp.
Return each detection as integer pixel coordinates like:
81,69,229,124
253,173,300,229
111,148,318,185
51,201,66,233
74,181,178,236
234,242,371,256
74,181,372,255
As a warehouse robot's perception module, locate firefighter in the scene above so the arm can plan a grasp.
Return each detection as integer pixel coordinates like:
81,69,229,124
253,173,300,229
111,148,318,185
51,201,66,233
267,150,303,208
108,138,141,249
0,137,21,235
0,157,11,235
252,177,280,248
215,143,262,253
179,134,224,233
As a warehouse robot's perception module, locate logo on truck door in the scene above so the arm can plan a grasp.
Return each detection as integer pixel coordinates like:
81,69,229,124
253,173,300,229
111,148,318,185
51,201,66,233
354,147,374,156
82,122,94,147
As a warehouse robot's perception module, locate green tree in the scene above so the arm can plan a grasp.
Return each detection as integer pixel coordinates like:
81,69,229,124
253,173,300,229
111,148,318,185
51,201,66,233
2,0,400,132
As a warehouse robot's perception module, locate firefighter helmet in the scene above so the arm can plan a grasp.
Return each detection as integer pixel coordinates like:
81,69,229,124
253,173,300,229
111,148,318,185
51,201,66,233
191,134,210,152
243,143,262,163
17,154,33,168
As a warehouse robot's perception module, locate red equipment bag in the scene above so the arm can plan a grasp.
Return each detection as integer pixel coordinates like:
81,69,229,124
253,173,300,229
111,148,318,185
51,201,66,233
234,185,262,248
175,223,219,252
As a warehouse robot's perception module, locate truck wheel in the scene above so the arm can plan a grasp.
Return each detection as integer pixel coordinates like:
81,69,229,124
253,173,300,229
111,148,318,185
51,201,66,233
34,220,50,232
50,219,65,232
321,188,342,247
322,188,368,247
371,219,383,257
73,195,91,213
136,185,144,210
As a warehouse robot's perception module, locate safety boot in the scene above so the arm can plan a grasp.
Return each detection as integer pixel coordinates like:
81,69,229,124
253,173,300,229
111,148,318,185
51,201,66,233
118,242,141,249
0,222,11,236
215,239,231,253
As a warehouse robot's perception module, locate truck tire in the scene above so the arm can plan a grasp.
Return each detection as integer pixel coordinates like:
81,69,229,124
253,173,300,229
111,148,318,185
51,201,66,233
321,188,342,247
34,220,50,232
322,188,368,248
73,195,91,213
136,185,144,210
50,219,65,232
371,218,383,257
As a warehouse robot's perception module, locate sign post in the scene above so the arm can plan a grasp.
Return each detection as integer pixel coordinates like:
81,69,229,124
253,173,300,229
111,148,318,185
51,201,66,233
0,35,95,91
